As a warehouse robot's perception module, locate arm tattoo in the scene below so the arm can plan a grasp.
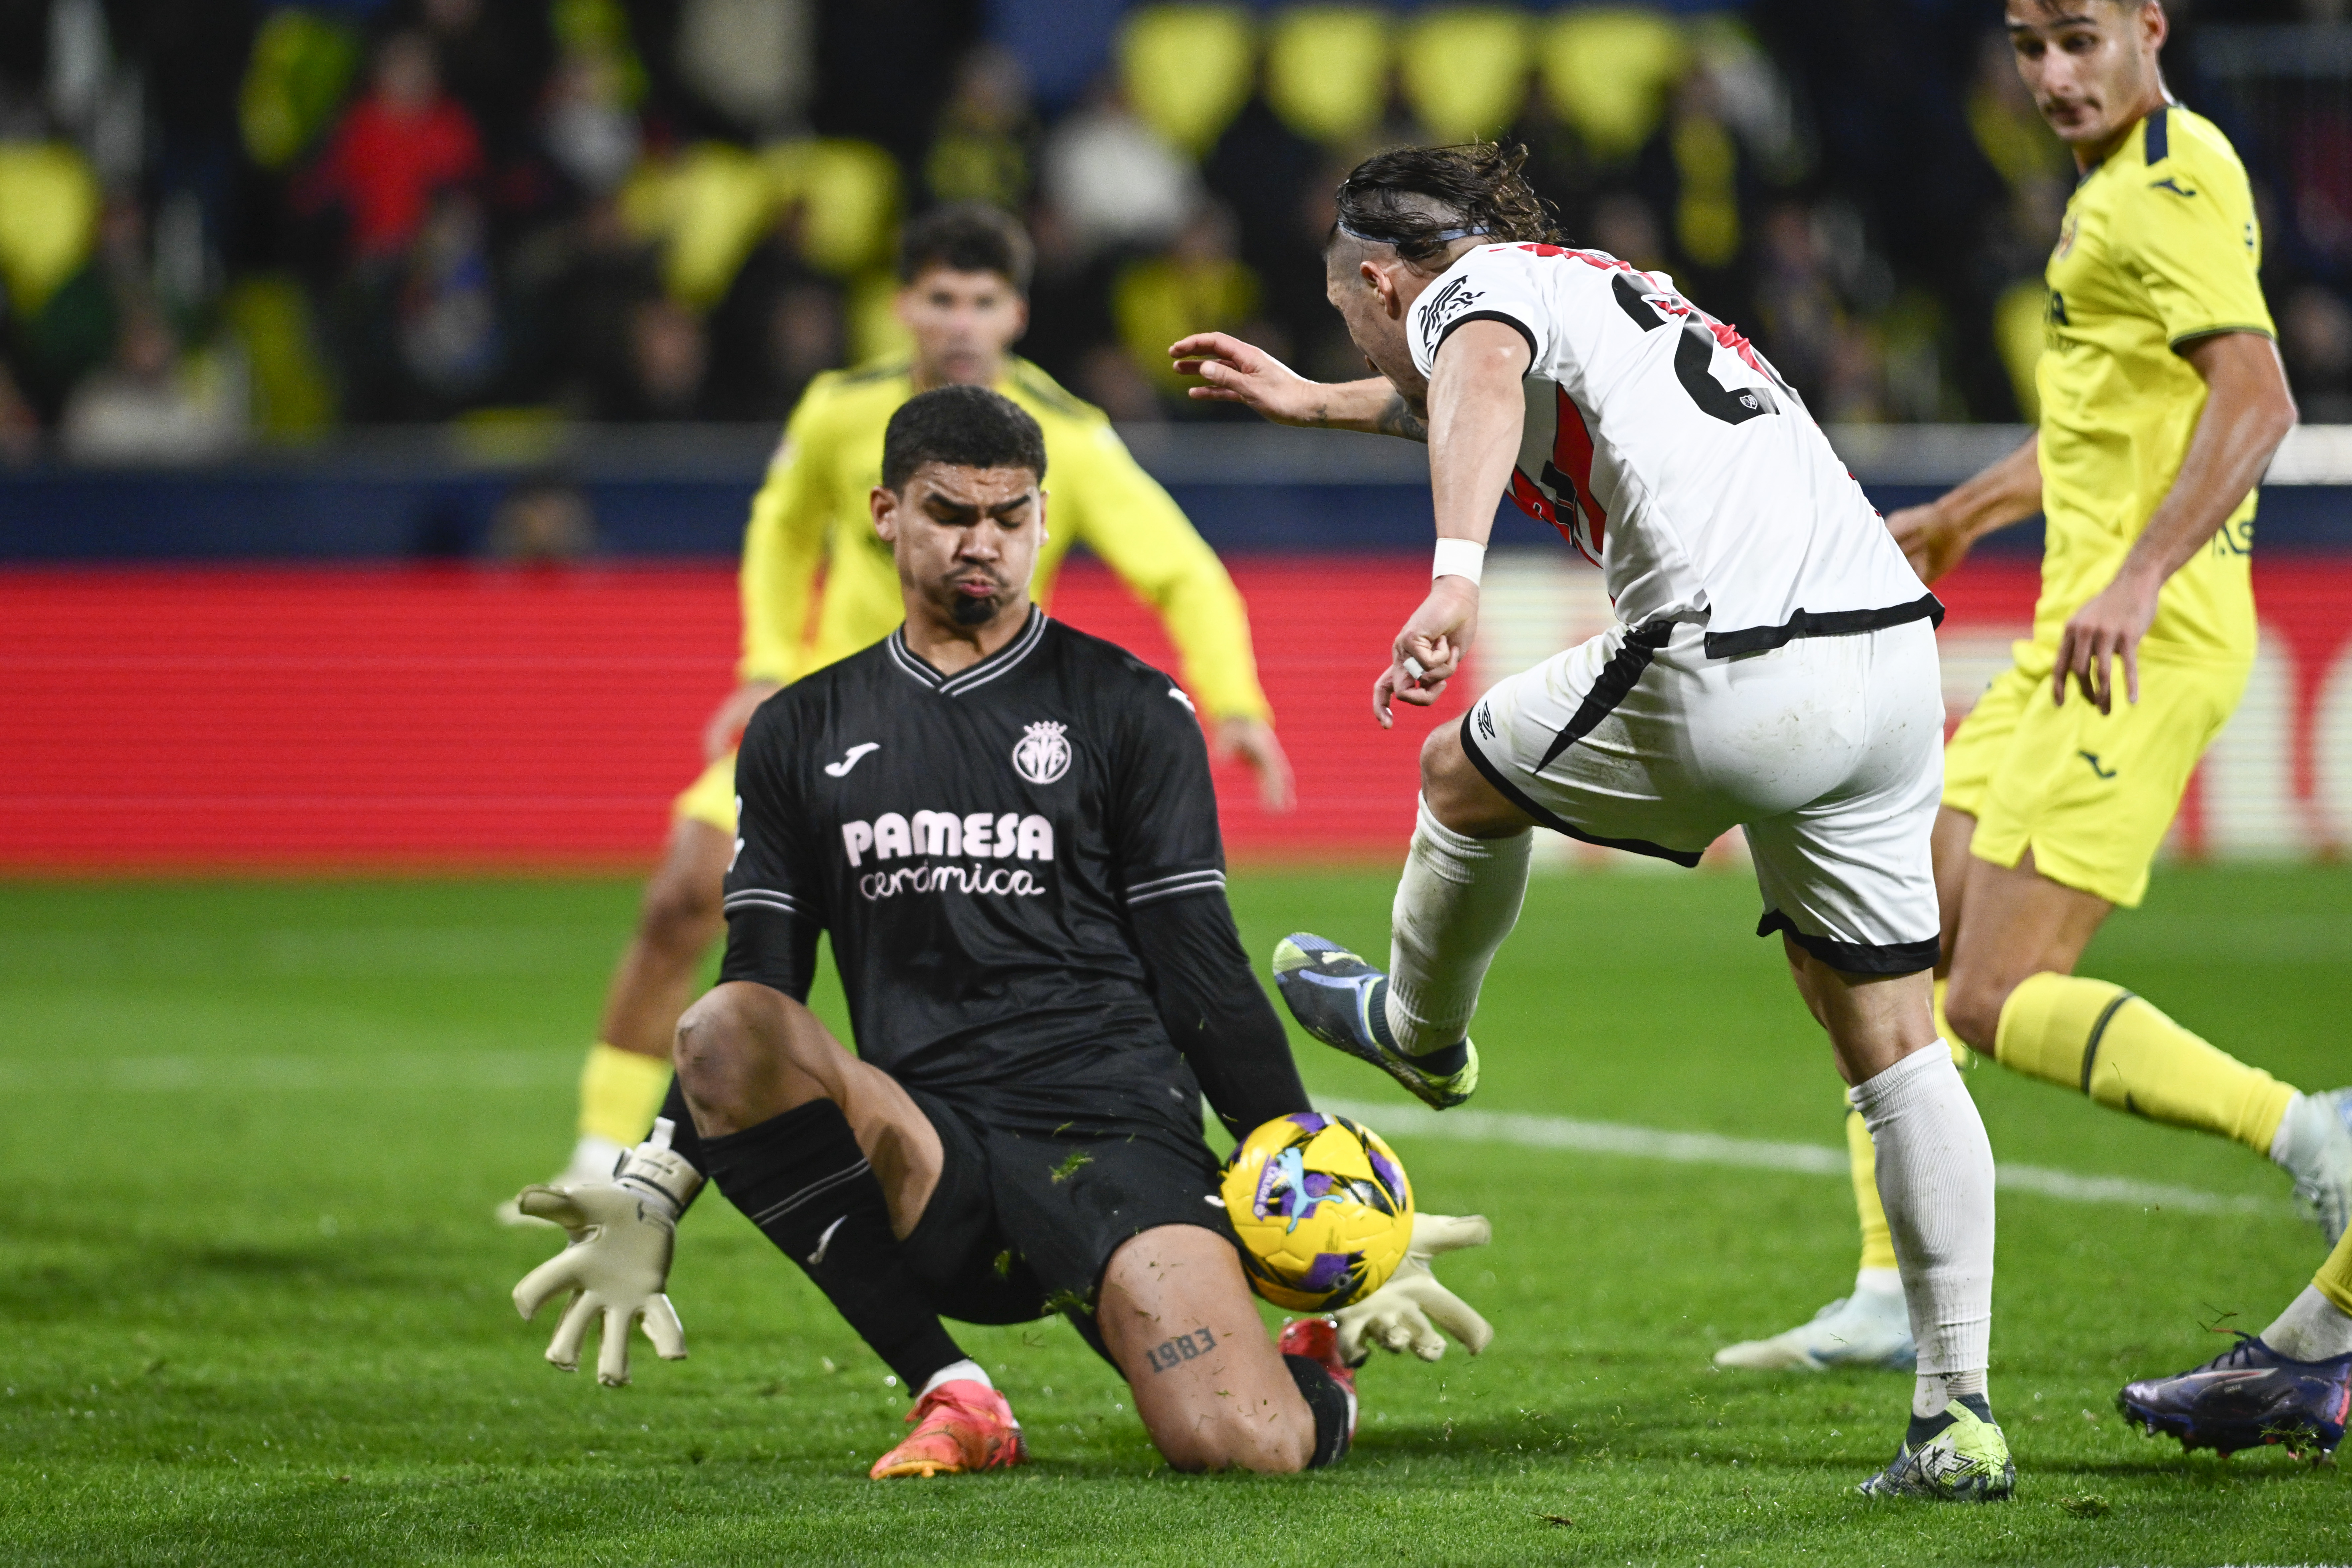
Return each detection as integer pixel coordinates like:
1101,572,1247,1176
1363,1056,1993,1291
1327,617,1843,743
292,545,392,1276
1144,1326,1219,1373
1376,395,1429,443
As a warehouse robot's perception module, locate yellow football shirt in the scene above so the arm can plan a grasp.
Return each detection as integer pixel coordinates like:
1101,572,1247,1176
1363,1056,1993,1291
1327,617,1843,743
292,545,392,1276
734,355,1272,721
2035,103,2272,664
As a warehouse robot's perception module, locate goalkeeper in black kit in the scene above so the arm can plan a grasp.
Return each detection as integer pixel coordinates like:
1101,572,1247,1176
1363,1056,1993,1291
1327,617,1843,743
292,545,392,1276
508,386,1492,1477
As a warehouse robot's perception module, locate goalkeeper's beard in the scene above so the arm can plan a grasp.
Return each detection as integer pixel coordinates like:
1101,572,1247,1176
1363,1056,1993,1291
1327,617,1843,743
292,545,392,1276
938,569,1015,627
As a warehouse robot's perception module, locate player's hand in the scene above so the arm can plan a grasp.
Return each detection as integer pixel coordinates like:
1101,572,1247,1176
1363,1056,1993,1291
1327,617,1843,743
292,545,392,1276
1885,502,1973,585
701,680,783,762
2052,567,2160,714
1335,1213,1495,1364
1375,577,1480,729
511,1120,704,1386
1169,332,1328,425
1213,716,1296,812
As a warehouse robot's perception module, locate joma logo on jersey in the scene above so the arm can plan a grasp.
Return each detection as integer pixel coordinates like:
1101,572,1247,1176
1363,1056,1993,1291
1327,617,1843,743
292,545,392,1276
841,810,1054,867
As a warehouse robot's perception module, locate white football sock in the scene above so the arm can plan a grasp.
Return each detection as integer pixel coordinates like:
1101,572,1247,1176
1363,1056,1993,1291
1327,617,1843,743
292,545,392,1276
1913,1368,1988,1421
1848,1045,1995,1415
918,1359,992,1398
564,1133,626,1181
1384,798,1531,1055
1854,1266,1905,1303
2268,1091,2305,1163
2261,1286,2352,1362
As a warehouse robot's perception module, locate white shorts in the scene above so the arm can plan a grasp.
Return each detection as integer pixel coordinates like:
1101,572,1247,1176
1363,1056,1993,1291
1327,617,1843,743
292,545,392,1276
1462,617,1944,974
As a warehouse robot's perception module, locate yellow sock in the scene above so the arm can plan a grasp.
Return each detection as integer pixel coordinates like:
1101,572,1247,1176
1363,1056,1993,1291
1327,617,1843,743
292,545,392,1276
2315,1228,2352,1320
1993,972,2297,1157
578,1041,672,1146
1848,1103,1898,1273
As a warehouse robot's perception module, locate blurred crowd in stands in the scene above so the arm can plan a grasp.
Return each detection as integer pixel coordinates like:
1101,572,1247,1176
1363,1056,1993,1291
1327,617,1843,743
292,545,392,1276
3,0,2351,463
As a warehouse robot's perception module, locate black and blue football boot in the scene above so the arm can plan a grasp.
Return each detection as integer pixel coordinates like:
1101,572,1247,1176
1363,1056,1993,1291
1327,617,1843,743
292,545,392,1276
2117,1333,2352,1457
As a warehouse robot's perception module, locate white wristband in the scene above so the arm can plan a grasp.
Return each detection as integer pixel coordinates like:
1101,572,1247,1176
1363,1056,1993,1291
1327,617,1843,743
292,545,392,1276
1432,538,1486,585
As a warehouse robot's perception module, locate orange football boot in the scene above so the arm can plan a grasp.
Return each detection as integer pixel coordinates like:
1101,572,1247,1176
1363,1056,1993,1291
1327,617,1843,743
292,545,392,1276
1276,1316,1359,1443
868,1380,1027,1479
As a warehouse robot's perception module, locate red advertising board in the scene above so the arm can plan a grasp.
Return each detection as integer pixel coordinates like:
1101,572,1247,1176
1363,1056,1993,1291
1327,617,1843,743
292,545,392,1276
0,558,2343,870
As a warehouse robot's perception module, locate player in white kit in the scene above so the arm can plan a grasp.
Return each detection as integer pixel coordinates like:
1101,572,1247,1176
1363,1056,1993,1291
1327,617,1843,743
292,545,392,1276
1174,144,2009,1502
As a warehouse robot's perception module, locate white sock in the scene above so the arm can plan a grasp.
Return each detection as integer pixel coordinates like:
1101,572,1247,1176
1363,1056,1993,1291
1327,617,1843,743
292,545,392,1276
564,1133,626,1179
1848,1046,1995,1415
1853,1267,1906,1307
2270,1090,2309,1165
1913,1368,1988,1421
917,1359,991,1399
1384,798,1531,1055
2261,1285,2352,1362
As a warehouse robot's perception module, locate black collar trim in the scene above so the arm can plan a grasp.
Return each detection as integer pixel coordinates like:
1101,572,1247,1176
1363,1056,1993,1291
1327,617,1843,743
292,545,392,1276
887,608,1048,696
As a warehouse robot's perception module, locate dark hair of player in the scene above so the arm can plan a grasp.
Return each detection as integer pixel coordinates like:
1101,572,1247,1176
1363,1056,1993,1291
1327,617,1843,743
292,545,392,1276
880,385,1048,492
897,201,1036,294
1330,142,1561,267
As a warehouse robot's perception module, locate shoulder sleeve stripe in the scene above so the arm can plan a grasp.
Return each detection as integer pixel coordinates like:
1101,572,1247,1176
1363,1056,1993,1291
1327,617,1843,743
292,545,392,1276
724,889,811,919
1435,309,1538,365
2168,323,2276,350
1124,869,1227,905
2145,105,2169,166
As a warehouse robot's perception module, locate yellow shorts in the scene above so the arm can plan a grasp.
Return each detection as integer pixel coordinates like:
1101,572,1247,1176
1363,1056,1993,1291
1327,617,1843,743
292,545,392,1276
672,752,738,833
1943,642,2248,908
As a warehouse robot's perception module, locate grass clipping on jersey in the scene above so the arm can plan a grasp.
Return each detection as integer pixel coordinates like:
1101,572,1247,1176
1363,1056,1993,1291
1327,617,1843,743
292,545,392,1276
1221,1112,1413,1312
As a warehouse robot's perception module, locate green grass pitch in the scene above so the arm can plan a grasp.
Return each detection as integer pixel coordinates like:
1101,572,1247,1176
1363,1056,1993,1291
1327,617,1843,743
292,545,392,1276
5,864,2349,1564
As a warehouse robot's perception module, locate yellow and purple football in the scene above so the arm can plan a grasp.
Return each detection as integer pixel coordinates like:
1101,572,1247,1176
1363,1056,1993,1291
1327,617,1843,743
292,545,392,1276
1220,1112,1413,1312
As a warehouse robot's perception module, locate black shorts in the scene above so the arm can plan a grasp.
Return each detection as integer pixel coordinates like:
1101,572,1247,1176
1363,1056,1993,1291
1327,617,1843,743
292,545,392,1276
895,1083,1237,1338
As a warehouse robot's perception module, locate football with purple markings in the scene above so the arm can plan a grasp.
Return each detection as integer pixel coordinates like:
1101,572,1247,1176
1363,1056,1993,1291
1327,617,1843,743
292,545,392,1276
1220,1112,1414,1311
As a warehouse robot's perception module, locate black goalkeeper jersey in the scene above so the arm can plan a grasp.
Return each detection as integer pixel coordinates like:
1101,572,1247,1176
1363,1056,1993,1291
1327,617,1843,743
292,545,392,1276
719,609,1244,1139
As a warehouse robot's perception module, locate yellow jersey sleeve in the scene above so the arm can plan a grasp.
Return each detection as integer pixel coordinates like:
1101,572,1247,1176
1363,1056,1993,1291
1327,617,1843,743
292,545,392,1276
735,382,838,684
2116,140,2273,348
1050,417,1274,723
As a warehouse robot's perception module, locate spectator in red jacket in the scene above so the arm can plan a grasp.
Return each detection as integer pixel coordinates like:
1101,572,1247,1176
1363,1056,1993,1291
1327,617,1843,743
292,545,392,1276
304,31,483,262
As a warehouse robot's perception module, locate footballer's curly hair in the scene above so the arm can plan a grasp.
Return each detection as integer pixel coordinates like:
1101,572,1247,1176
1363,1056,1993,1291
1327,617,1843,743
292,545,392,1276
881,385,1047,491
1331,143,1561,268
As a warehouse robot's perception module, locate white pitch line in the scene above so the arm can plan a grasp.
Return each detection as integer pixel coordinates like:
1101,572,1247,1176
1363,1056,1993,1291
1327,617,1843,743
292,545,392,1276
1318,1096,2280,1216
0,1055,2285,1217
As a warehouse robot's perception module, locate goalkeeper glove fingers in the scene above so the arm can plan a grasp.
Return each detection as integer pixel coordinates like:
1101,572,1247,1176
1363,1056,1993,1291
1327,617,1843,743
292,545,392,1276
1334,1212,1494,1366
512,1117,705,1387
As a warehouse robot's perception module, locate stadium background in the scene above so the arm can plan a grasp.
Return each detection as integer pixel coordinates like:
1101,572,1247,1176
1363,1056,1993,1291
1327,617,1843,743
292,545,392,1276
1,0,2348,870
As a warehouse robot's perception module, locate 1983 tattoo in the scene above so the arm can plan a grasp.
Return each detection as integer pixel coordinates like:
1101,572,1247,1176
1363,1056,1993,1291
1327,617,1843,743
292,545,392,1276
1144,1326,1218,1373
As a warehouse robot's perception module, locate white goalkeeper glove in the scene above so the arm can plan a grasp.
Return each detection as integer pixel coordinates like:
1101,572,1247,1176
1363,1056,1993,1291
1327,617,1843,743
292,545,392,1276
1334,1212,1495,1365
511,1117,704,1387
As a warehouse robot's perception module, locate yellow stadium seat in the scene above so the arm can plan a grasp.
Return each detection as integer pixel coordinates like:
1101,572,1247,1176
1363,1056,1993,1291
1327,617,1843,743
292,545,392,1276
621,142,775,309
764,138,902,279
1537,7,1689,162
1266,6,1390,147
1399,7,1530,145
238,8,361,170
1120,5,1257,157
620,138,900,309
1672,111,1739,268
223,275,335,437
1115,251,1261,391
0,142,100,316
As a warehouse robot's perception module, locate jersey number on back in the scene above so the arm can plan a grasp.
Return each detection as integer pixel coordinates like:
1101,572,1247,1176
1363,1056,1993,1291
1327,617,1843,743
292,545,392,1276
1611,273,1778,426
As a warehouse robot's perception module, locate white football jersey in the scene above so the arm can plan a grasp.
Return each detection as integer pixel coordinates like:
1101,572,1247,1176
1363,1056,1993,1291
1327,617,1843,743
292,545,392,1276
1408,242,1937,656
